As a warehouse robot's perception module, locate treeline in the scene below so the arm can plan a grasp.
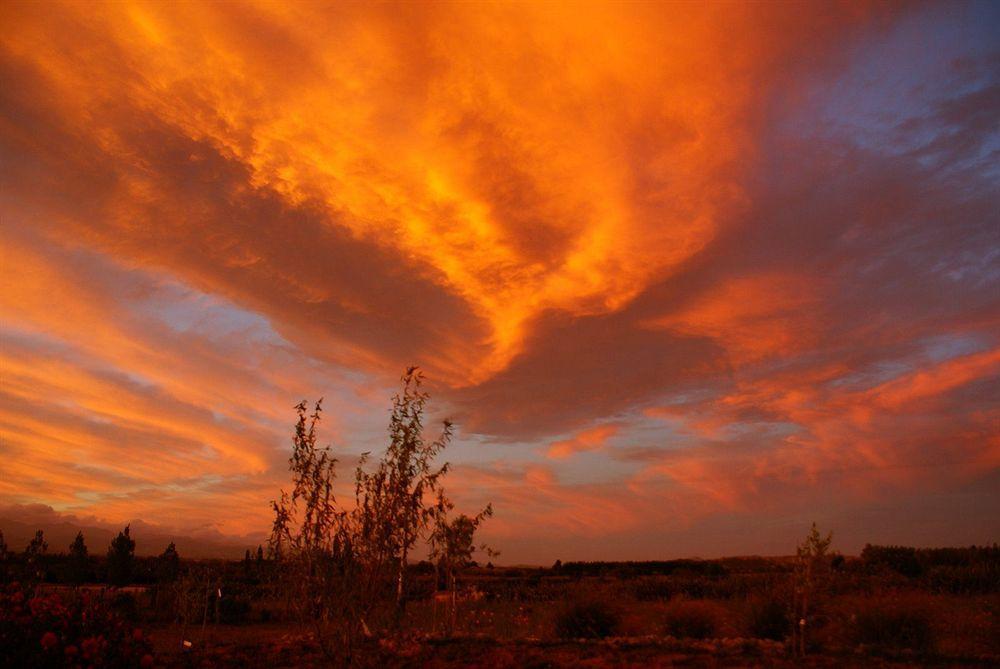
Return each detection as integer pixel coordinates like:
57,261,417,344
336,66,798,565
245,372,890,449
859,543,999,593
0,523,471,591
861,543,1000,575
545,544,999,596
554,558,732,578
0,526,207,587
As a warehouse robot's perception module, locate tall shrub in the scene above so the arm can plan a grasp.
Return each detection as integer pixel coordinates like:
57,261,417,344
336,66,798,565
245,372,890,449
107,526,135,587
68,532,89,584
269,367,492,664
428,503,495,634
792,522,832,656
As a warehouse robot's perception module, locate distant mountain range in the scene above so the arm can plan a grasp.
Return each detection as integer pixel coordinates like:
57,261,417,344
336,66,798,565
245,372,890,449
0,504,259,559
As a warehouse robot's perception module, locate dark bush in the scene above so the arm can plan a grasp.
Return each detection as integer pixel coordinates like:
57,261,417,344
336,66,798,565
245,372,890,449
925,563,1000,595
110,591,139,622
411,560,435,574
0,581,153,667
852,605,933,652
745,596,790,641
662,600,718,639
861,545,923,578
560,560,727,578
632,577,675,601
218,594,252,624
403,576,436,602
554,600,620,639
631,575,747,601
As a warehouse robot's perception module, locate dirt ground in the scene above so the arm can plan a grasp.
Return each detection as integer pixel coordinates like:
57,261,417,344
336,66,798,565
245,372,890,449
146,624,999,668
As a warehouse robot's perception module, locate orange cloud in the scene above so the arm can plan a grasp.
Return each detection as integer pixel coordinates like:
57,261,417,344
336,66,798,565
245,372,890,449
547,424,620,460
645,273,819,365
639,346,1000,513
0,0,886,384
2,0,996,560
870,347,1000,411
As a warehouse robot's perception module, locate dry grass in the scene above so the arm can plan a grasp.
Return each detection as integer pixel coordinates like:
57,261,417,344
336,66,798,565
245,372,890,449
660,599,723,639
37,567,999,666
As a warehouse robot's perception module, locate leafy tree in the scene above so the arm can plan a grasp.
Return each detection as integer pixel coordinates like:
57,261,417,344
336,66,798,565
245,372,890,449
24,530,48,581
69,531,89,584
69,531,87,557
107,525,136,586
256,544,264,562
355,366,453,613
25,529,48,557
269,367,493,663
428,504,495,634
792,522,833,656
156,542,180,583
269,397,365,661
430,506,495,582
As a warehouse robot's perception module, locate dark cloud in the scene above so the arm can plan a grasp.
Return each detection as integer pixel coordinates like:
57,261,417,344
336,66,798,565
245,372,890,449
0,1,996,560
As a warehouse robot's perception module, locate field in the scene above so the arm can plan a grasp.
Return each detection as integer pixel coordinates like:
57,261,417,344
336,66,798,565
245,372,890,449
4,547,999,667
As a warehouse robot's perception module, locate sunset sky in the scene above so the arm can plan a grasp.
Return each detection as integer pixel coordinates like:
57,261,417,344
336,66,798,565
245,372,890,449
1,1,998,563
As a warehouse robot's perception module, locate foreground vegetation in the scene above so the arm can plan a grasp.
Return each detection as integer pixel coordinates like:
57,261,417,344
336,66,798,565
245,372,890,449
4,371,997,666
3,546,998,667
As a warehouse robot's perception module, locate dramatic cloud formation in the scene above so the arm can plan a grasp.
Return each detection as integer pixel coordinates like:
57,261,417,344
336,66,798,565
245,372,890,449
1,1,997,561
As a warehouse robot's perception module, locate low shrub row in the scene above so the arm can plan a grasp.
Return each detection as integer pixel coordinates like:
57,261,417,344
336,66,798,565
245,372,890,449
552,594,938,655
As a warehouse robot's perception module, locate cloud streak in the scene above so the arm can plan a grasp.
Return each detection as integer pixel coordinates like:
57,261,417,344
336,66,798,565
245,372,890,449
1,1,997,561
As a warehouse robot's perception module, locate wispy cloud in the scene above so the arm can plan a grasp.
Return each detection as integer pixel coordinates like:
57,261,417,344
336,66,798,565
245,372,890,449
1,0,997,561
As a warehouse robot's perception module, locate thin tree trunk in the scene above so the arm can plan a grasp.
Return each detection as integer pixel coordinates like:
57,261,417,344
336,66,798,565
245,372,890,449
396,545,408,623
200,581,209,643
449,569,456,636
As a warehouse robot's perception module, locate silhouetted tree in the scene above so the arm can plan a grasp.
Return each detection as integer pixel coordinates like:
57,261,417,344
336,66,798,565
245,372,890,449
107,525,136,586
0,530,7,561
69,531,89,584
25,529,48,557
256,544,264,562
69,531,87,558
428,505,495,634
366,367,454,615
24,530,48,581
269,367,492,663
793,522,833,657
156,542,180,583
